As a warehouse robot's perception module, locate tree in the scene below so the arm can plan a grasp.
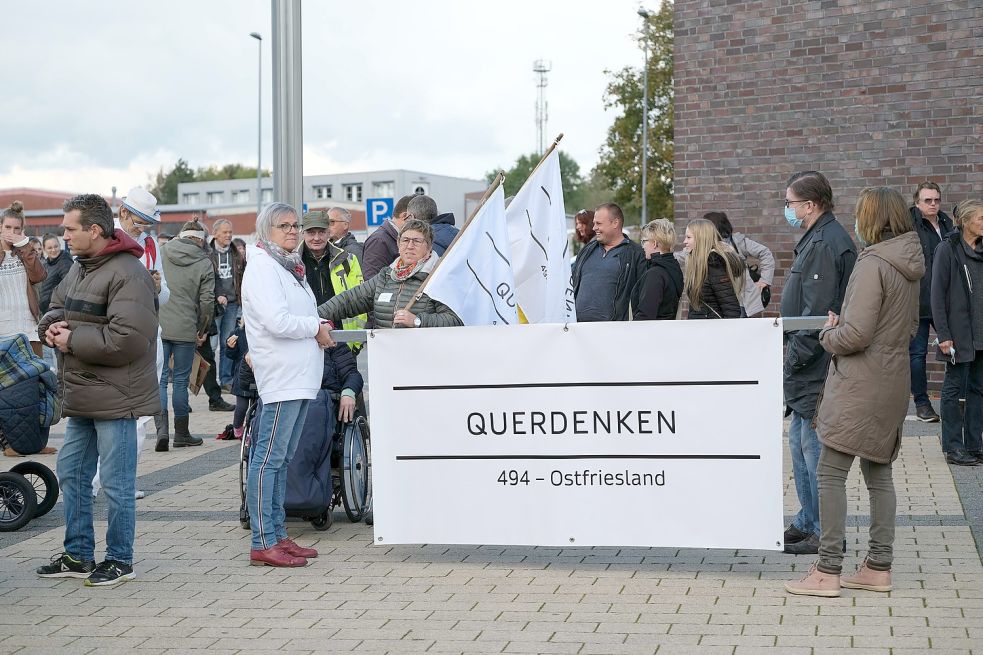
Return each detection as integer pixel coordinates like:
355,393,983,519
148,160,271,204
486,150,586,214
594,0,674,226
148,158,195,204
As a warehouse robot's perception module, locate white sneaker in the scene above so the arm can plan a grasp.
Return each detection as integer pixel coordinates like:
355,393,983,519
135,490,146,500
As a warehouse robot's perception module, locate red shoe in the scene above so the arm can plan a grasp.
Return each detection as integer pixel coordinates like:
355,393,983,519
249,545,307,567
278,538,318,558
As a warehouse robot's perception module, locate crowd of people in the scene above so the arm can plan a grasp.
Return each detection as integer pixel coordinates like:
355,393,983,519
1,172,981,589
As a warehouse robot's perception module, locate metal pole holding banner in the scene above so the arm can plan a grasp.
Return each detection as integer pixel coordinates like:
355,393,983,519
271,0,303,210
329,318,826,345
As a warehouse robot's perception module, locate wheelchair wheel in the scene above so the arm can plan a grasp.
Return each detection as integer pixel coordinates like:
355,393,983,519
10,462,59,519
341,416,370,522
0,472,38,532
239,404,255,531
310,510,332,531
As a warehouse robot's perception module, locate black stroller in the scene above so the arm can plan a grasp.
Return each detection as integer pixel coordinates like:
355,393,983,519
0,335,60,531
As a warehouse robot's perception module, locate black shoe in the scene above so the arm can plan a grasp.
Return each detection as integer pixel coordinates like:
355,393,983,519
36,552,96,579
969,451,983,464
784,533,819,555
945,451,979,466
84,560,135,587
915,404,940,422
209,399,235,412
784,524,810,545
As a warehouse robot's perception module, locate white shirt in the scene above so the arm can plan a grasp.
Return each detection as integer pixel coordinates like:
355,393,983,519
241,245,322,404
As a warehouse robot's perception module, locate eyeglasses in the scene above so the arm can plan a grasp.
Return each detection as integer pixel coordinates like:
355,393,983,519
399,237,427,247
784,199,809,208
920,197,942,205
275,222,302,233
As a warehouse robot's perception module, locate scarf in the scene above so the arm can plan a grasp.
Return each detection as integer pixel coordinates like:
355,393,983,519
257,239,305,282
213,242,230,254
393,253,431,281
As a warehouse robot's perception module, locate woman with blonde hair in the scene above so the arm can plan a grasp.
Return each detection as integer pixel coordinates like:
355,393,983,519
680,219,745,319
785,187,923,598
631,219,683,320
932,198,983,467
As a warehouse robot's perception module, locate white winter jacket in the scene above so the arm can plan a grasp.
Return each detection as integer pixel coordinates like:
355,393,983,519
242,245,322,404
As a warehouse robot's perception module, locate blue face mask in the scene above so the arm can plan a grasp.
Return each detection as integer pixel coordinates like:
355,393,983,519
854,221,869,248
785,206,804,229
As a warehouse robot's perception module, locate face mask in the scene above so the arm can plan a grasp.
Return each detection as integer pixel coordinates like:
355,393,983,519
854,221,870,249
785,206,803,229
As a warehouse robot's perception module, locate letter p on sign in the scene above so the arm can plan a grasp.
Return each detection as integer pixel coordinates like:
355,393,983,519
366,197,394,227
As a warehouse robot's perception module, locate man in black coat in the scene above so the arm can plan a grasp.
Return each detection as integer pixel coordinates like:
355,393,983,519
908,181,954,423
779,171,856,555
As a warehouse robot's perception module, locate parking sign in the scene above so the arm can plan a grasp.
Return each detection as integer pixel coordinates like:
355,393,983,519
366,198,394,227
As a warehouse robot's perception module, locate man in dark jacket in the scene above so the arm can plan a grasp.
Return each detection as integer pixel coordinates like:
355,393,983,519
208,219,244,388
362,194,413,279
38,235,72,314
407,194,458,255
572,203,647,322
780,171,857,555
909,182,954,423
931,201,983,466
36,194,160,587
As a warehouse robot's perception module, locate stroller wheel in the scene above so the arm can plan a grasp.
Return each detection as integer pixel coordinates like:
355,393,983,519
310,510,332,531
0,472,38,532
10,461,59,519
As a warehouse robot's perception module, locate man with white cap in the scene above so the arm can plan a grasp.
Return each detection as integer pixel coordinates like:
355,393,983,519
92,187,168,500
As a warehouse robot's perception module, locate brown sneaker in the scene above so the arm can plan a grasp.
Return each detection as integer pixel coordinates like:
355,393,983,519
784,563,840,597
841,559,892,592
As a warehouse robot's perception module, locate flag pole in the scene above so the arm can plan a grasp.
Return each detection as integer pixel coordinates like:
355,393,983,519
401,171,506,312
517,133,564,193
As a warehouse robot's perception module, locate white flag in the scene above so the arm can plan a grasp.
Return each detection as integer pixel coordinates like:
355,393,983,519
505,148,576,323
424,184,519,326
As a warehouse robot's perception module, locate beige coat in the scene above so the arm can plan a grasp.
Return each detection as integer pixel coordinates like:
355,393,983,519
815,231,924,463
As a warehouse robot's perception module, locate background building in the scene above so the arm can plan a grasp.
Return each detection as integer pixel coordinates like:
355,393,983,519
674,0,982,386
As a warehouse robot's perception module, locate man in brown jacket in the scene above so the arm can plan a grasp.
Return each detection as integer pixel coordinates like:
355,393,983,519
35,194,160,587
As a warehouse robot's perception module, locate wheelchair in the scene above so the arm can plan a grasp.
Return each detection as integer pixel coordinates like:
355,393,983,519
238,393,370,532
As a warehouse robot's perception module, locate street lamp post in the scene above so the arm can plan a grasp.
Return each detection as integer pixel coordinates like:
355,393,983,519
638,7,650,230
249,32,263,217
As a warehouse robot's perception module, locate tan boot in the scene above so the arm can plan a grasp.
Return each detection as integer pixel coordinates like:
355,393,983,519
841,558,892,592
784,563,841,597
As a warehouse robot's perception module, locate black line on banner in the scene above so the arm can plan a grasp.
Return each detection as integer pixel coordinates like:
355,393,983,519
392,380,759,391
395,454,761,461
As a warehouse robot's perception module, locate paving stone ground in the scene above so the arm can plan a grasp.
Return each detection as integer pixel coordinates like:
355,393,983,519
1,391,980,655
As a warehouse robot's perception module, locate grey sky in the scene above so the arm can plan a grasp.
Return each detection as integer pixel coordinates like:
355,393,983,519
2,0,647,195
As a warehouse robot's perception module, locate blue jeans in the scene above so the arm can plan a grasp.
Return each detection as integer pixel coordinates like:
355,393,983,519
789,411,821,536
58,417,137,564
941,353,983,454
908,317,932,407
159,340,195,418
247,399,311,550
217,303,239,386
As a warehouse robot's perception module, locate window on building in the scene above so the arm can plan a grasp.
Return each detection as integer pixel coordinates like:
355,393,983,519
313,185,333,200
344,184,363,203
261,189,273,202
207,191,224,205
231,189,250,203
182,193,200,205
372,181,395,198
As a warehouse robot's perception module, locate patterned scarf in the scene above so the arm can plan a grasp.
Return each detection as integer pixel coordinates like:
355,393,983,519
393,253,431,281
257,238,305,282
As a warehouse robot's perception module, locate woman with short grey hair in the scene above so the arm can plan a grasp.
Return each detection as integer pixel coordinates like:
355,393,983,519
242,202,335,567
318,218,462,330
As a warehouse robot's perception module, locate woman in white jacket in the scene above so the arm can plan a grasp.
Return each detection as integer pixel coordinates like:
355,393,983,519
242,203,335,567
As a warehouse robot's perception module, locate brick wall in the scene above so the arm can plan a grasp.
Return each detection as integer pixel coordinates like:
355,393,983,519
674,0,982,390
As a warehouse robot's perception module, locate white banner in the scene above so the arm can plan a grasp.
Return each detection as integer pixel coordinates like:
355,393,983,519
368,319,785,549
424,185,518,326
504,148,576,324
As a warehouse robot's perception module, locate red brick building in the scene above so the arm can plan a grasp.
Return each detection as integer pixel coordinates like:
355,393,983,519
674,0,982,386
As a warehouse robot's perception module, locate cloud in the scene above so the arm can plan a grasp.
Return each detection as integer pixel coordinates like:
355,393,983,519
2,0,644,194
